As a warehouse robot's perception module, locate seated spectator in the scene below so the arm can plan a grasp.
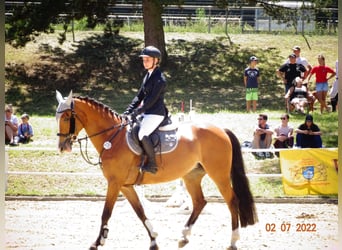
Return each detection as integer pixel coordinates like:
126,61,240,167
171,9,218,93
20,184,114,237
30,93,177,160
329,60,338,112
18,113,34,143
252,113,273,158
295,114,322,148
285,77,308,114
273,114,294,152
4,104,19,146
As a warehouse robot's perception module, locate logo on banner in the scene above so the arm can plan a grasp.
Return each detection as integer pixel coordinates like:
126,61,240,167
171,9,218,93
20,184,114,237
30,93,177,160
302,166,314,180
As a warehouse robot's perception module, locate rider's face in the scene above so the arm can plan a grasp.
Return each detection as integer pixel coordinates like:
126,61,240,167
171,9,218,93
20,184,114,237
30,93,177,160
142,56,156,70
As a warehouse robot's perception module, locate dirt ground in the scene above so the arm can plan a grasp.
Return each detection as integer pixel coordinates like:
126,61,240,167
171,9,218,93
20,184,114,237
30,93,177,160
5,199,338,250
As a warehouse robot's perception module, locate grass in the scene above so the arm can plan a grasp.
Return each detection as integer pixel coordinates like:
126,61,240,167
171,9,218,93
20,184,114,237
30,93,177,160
4,30,338,198
5,112,337,198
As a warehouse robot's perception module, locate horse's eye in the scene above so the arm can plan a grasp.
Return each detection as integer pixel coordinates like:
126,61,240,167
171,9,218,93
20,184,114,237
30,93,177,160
63,116,70,122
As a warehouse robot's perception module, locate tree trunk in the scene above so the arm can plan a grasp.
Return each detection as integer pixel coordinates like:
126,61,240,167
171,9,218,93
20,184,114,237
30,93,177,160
142,0,167,64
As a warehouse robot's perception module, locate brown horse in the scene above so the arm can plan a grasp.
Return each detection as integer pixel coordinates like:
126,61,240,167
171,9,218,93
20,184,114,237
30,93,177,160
56,90,257,250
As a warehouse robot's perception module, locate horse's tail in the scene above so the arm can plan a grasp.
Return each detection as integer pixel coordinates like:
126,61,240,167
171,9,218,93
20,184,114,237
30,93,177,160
224,128,258,227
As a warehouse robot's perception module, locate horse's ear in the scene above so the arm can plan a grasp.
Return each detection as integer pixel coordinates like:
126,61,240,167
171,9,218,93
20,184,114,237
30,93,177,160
56,90,64,104
65,90,73,106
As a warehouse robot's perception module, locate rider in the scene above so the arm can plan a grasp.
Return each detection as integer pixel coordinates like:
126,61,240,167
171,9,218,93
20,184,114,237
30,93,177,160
123,46,167,174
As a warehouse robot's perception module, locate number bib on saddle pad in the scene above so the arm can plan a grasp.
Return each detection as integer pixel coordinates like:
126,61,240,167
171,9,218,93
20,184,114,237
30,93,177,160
126,122,179,155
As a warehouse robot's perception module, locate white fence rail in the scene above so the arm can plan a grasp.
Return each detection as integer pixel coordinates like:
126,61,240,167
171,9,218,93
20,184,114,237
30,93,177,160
5,146,283,178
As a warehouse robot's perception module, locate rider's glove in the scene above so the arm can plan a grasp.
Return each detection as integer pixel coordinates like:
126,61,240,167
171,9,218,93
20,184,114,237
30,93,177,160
130,109,139,121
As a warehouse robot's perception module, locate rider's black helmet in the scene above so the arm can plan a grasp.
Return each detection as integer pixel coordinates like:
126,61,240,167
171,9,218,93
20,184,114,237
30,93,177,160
139,46,161,59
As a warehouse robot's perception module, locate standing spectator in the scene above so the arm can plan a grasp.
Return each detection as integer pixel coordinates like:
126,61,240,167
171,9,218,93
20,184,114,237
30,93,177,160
288,46,315,111
252,114,273,159
289,45,312,80
277,54,307,110
295,114,322,148
18,113,34,143
329,60,338,112
4,104,19,146
307,54,336,113
273,114,294,155
243,56,260,112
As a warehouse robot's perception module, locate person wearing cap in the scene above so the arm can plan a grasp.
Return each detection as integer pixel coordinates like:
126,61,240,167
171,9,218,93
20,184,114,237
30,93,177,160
288,46,312,79
277,54,307,110
289,46,315,111
285,77,308,114
295,114,322,148
123,46,167,174
4,104,19,146
307,54,336,114
243,56,260,112
18,113,34,143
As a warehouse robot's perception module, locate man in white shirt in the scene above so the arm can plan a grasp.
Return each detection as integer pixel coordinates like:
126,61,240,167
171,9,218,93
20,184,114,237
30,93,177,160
290,45,315,111
292,45,312,79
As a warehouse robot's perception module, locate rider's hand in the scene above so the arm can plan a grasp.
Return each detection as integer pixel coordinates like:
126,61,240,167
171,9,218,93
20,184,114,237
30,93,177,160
120,114,129,124
131,109,139,121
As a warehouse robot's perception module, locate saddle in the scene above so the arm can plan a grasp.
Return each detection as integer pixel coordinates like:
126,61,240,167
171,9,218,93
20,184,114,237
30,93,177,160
126,116,179,155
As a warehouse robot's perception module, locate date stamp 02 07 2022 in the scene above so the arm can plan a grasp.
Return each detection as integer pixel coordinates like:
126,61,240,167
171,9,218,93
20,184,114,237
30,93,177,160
265,222,317,233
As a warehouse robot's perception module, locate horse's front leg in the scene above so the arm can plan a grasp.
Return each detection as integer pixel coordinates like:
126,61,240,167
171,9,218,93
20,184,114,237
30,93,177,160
179,169,207,248
121,185,159,250
90,180,121,250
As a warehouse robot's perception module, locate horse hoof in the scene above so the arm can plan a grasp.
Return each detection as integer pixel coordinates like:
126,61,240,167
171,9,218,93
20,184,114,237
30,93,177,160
227,246,238,250
89,244,97,250
178,238,189,248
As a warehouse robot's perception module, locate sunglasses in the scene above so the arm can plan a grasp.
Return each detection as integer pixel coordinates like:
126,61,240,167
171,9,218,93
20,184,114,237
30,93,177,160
280,117,286,120
257,118,263,120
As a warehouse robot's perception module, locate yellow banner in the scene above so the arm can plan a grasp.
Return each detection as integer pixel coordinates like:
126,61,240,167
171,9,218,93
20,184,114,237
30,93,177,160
280,148,338,195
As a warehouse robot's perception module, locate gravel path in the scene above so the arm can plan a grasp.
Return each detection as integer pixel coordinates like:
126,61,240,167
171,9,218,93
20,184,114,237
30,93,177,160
6,199,338,250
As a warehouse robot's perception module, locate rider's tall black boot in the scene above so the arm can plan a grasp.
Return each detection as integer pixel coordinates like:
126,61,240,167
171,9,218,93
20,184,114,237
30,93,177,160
140,136,158,174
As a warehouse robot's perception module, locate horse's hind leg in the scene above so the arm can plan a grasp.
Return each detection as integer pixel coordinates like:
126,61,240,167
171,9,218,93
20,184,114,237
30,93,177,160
178,165,207,248
120,185,159,250
90,181,121,250
210,175,240,250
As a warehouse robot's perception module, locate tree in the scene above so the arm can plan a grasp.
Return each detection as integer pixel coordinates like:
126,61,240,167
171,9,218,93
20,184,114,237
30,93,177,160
142,0,167,63
6,1,336,59
5,0,111,47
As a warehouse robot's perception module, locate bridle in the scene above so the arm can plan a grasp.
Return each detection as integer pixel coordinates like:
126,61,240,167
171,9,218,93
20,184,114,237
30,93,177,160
56,99,127,167
56,100,77,139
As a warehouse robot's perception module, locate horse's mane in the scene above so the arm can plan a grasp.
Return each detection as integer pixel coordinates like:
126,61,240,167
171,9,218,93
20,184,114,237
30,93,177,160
75,96,120,118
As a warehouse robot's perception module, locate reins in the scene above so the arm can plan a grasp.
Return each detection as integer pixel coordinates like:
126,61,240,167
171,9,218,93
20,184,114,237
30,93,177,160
77,122,127,167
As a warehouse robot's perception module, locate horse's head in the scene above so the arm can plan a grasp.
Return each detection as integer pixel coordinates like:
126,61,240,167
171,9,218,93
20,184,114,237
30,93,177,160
56,90,83,153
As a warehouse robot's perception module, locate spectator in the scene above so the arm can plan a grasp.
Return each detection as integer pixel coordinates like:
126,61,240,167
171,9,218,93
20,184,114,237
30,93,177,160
329,60,338,112
277,54,307,110
18,113,34,143
307,54,336,114
285,77,308,114
252,113,273,158
289,45,315,111
287,45,312,80
243,56,260,112
295,114,322,148
4,104,19,146
273,114,294,155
